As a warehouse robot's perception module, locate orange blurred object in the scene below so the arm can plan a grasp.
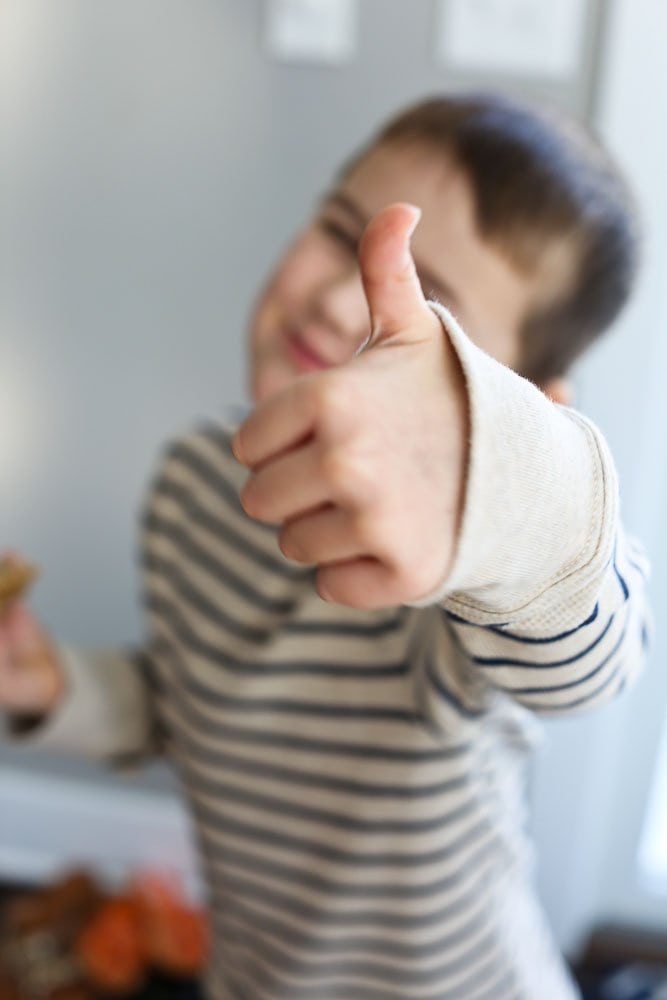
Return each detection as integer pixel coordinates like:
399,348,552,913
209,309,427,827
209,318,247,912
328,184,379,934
129,872,210,977
2,868,209,995
75,897,146,994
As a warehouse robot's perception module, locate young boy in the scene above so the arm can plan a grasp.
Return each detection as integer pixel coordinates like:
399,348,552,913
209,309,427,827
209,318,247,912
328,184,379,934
0,94,649,999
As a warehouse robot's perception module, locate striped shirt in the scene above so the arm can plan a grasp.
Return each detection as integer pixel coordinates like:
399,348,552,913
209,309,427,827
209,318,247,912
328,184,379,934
19,312,650,999
134,415,647,1000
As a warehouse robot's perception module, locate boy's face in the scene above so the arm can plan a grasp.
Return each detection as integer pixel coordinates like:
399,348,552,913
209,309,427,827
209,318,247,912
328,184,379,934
249,141,539,403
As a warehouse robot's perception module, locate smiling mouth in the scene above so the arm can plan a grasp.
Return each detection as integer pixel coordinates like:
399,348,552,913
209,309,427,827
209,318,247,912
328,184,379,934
285,331,332,372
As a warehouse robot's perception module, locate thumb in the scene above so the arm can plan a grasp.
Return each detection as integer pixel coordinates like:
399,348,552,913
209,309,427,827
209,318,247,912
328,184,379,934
358,202,431,346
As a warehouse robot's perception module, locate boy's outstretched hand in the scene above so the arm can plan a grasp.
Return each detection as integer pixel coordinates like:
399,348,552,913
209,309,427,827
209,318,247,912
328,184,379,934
233,204,469,609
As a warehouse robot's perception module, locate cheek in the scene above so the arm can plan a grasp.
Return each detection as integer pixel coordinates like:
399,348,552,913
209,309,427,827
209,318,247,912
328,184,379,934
247,251,311,398
251,291,282,350
257,236,340,329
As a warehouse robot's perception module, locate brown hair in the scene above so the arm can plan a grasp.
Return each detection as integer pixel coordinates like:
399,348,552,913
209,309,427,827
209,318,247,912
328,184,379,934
353,94,640,383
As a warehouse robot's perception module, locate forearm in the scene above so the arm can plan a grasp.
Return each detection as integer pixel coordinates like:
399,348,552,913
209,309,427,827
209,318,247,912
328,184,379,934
7,646,158,763
421,305,651,712
420,303,617,623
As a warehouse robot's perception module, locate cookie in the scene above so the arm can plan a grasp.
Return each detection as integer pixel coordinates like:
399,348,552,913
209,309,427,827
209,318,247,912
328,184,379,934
0,559,37,613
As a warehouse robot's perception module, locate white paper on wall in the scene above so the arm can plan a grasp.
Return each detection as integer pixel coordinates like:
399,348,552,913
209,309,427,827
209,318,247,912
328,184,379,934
265,0,358,65
435,0,588,80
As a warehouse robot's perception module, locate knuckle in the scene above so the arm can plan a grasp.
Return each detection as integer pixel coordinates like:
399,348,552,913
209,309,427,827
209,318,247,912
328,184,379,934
350,455,381,507
321,448,376,506
351,509,383,550
312,373,358,437
320,448,352,493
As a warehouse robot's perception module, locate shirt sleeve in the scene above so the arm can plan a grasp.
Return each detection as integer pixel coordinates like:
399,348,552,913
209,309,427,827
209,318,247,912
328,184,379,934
418,303,651,715
6,645,160,762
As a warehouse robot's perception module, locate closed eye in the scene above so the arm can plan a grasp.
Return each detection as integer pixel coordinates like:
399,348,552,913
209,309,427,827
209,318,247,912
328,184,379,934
318,218,359,254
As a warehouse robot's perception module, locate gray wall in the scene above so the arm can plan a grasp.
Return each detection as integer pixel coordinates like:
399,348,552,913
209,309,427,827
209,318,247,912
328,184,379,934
1,0,600,777
3,0,665,955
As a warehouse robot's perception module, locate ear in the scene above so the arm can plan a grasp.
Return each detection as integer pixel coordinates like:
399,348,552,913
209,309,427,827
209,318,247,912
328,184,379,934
540,377,573,407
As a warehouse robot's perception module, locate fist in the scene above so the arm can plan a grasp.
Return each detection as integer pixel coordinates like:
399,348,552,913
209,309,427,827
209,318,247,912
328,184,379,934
234,204,469,609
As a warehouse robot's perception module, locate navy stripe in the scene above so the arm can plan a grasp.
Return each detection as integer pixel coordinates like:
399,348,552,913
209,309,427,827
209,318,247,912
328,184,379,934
153,475,304,578
184,771,487,871
212,894,488,961
425,660,486,719
152,648,470,762
213,911,500,993
149,547,404,639
488,603,599,644
446,604,604,645
144,515,297,614
146,554,300,645
211,917,507,1000
613,543,630,600
186,767,491,838
178,708,468,763
179,684,417,721
213,907,498,988
205,855,496,931
148,591,409,678
471,609,616,668
166,553,403,634
193,780,486,868
201,831,497,899
163,641,423,722
173,721,470,801
165,439,253,523
147,504,405,636
521,654,624,712
180,680,419,721
506,622,626,696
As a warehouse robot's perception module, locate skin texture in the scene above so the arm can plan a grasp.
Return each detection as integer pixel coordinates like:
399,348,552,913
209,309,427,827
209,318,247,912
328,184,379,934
0,140,572,712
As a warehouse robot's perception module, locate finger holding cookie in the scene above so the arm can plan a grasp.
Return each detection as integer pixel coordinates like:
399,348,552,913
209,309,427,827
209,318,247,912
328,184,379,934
0,554,65,716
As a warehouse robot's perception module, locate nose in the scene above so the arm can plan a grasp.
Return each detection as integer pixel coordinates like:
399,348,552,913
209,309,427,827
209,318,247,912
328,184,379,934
312,266,369,345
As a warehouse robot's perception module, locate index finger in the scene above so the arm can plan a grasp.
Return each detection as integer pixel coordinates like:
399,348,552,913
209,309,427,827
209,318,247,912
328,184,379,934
232,380,316,469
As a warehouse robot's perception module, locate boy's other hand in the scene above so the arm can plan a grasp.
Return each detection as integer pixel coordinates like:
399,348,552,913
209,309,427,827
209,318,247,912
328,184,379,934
0,600,65,717
234,203,469,609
